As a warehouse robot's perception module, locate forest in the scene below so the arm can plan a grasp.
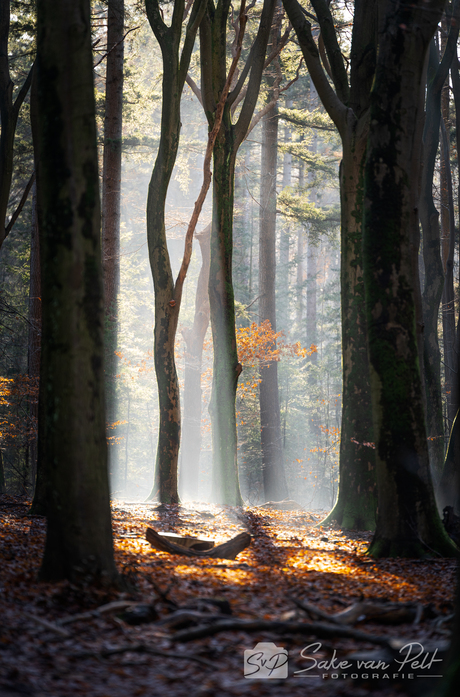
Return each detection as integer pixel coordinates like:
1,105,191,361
1,0,460,695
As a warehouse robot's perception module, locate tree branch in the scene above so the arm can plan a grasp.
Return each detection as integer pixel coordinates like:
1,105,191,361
234,0,277,147
4,170,35,239
185,73,203,105
282,0,348,137
310,0,349,104
433,0,460,94
12,61,34,117
175,0,247,296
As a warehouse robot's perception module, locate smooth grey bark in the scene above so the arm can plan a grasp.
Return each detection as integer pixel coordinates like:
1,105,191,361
35,0,117,582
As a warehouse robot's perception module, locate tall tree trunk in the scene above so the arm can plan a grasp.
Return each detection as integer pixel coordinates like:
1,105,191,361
284,0,377,530
322,136,377,529
28,185,40,492
363,0,456,559
200,0,277,505
180,224,210,500
102,0,124,317
258,98,288,501
295,159,304,332
102,0,124,491
278,103,292,332
439,51,460,510
209,126,243,505
419,38,451,483
144,0,205,504
35,0,117,582
441,117,457,429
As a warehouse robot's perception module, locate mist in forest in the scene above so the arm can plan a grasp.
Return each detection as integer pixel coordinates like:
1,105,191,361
109,24,342,510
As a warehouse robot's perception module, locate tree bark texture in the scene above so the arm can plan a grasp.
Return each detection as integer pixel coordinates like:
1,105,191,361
440,117,457,429
35,0,117,581
363,0,456,558
283,0,377,530
102,0,124,318
208,125,243,504
180,225,211,500
102,0,124,490
419,39,447,482
144,0,205,504
28,185,41,491
200,0,276,504
258,100,288,501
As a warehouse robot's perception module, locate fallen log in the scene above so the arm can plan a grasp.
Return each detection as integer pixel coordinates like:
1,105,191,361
145,527,250,560
157,532,214,551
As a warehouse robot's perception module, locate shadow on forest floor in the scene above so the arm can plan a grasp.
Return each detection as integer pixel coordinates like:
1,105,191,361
0,494,455,696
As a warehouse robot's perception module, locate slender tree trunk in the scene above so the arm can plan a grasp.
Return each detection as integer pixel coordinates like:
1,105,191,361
102,0,124,317
295,159,304,333
28,185,40,492
35,0,117,582
209,125,243,505
200,0,276,505
439,52,460,510
419,40,447,482
102,0,124,491
258,100,288,501
180,225,211,500
145,49,182,502
305,240,317,356
363,0,456,559
278,98,292,332
441,118,457,429
144,0,206,504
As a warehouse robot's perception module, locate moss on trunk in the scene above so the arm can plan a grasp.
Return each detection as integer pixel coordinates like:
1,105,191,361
363,0,456,559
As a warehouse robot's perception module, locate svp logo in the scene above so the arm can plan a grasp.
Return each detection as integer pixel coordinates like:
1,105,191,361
244,642,289,679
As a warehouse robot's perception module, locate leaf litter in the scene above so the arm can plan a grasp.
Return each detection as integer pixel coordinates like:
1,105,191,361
0,494,456,696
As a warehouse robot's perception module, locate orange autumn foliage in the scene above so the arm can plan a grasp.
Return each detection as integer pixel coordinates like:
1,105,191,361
0,375,38,447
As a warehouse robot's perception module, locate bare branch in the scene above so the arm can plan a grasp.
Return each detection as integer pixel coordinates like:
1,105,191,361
174,0,248,297
93,26,140,69
5,171,35,239
185,73,203,106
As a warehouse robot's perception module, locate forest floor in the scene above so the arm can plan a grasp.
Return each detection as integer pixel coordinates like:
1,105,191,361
0,494,456,697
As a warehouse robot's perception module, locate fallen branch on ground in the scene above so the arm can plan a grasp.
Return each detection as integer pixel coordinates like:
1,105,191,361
146,528,250,560
171,618,403,648
58,600,138,626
